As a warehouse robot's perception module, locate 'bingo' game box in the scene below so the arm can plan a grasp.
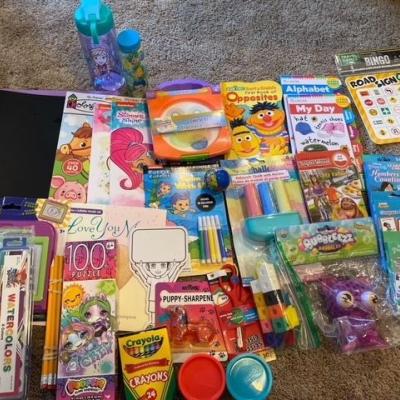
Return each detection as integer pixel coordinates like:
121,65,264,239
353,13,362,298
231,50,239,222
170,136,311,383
336,48,400,144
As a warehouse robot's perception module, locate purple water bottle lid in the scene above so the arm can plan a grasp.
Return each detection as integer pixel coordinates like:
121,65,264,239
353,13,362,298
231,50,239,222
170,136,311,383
156,79,220,93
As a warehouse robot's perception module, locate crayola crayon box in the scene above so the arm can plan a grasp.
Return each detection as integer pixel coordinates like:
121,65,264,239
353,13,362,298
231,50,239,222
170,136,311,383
118,327,176,400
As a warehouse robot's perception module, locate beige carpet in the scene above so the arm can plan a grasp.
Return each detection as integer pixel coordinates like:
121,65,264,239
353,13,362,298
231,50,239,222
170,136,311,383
3,0,400,398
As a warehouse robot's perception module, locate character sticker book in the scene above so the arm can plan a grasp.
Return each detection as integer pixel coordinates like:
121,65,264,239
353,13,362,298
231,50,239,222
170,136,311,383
49,92,111,203
144,165,233,275
284,95,355,156
0,247,32,400
109,99,155,207
155,281,228,363
56,239,117,400
66,204,167,331
87,103,112,204
296,150,368,223
220,81,289,158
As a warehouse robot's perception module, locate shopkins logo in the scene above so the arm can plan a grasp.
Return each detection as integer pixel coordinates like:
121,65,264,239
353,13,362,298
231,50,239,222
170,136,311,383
300,227,355,253
65,377,107,396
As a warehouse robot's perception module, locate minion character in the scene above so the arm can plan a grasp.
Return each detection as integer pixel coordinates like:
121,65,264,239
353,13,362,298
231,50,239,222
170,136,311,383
229,118,261,159
247,102,286,136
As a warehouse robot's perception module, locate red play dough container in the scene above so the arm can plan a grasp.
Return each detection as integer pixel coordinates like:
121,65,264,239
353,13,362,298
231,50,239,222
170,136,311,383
178,354,226,400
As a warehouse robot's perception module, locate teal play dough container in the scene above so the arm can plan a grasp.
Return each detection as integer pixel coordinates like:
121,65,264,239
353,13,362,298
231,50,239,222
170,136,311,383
226,353,273,400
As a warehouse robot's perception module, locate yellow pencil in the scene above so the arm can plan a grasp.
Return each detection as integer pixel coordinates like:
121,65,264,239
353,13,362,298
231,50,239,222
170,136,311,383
50,256,64,387
41,256,57,388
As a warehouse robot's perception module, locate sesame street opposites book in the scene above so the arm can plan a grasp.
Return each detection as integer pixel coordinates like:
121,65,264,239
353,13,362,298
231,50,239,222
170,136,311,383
221,81,289,158
66,204,167,331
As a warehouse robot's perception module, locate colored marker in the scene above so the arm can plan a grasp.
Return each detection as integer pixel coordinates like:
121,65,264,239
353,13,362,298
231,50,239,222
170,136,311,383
272,180,291,213
206,216,219,263
244,183,263,217
198,216,206,264
258,182,278,215
210,216,222,263
202,217,212,263
214,215,228,261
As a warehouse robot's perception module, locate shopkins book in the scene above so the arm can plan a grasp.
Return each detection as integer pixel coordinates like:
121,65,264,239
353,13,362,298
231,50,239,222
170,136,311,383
56,239,118,400
220,80,289,158
285,95,355,156
109,99,155,207
143,165,233,275
66,203,167,331
155,281,227,363
296,150,367,223
87,103,112,204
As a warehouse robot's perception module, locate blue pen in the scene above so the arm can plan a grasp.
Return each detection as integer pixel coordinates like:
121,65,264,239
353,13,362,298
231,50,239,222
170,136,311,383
258,182,277,215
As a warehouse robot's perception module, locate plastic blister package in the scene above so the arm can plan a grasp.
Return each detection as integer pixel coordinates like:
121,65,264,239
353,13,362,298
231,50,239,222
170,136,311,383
0,228,35,399
276,217,400,354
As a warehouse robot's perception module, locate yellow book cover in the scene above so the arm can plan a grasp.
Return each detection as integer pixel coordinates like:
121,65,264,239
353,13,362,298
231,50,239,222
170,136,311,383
221,81,289,158
118,327,176,400
345,71,400,144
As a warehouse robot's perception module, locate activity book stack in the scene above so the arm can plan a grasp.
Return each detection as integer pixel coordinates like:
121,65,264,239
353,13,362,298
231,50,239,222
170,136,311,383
4,4,400,396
